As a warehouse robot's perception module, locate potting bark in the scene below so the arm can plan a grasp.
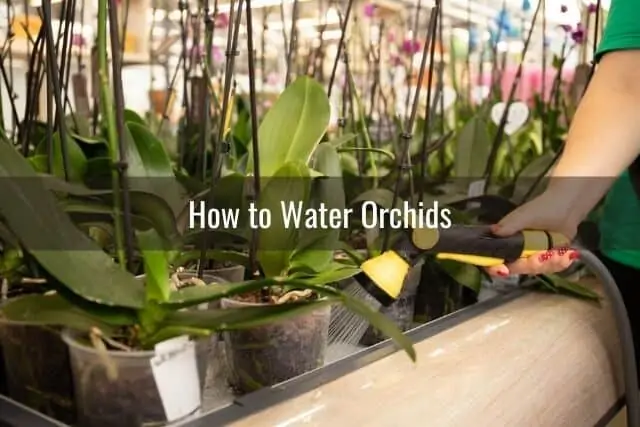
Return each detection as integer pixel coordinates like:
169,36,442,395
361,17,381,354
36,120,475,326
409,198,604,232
222,301,330,394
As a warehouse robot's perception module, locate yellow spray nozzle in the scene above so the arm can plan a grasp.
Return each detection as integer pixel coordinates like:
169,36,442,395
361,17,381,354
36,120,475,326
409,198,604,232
359,251,410,305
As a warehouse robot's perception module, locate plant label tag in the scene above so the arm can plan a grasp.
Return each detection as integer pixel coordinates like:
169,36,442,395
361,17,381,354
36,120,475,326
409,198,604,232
467,179,486,197
467,179,485,210
150,335,201,422
490,102,529,135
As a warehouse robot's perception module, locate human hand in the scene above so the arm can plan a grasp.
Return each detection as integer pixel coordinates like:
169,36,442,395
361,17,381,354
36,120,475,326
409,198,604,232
485,191,581,277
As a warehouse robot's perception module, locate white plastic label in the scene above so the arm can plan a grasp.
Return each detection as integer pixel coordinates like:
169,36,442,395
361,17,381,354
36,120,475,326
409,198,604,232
467,179,486,197
490,102,529,135
467,179,485,209
150,335,201,422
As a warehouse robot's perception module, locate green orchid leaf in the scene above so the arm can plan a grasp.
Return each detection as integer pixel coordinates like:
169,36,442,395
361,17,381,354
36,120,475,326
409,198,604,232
61,198,155,231
246,76,330,177
168,278,415,360
0,141,145,308
257,162,311,277
337,147,395,162
140,326,214,349
163,299,334,332
35,133,87,182
163,278,277,308
455,116,491,179
137,229,171,302
124,109,147,126
437,259,482,293
0,294,120,335
329,133,358,148
43,178,180,244
126,122,186,212
291,265,361,284
340,153,360,175
291,144,345,272
538,274,601,301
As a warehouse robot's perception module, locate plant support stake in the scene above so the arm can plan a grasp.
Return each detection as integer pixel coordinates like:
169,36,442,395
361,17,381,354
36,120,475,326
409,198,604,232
384,4,439,251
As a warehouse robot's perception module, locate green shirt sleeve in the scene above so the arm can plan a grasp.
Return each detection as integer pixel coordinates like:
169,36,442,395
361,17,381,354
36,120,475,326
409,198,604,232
596,0,640,60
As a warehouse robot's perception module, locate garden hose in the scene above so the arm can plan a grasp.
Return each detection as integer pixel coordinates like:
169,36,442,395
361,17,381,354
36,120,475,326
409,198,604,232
356,226,640,426
579,250,639,427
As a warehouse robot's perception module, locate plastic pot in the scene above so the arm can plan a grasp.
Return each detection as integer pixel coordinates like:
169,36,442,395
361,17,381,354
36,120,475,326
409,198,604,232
0,323,76,424
360,261,423,346
208,265,245,283
136,272,225,378
62,330,211,427
220,298,331,394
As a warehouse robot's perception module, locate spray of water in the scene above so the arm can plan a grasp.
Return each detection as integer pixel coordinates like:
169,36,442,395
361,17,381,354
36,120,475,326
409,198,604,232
328,284,381,346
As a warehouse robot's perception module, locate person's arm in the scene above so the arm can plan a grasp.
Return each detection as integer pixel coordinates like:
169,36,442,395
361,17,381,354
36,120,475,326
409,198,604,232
548,51,640,223
545,0,640,225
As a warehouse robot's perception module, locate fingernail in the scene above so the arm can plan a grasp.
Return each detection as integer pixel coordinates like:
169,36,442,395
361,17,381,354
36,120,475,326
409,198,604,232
497,269,509,277
569,251,580,260
539,251,552,262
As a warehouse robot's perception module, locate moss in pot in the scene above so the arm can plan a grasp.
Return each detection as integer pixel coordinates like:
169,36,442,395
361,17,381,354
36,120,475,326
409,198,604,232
221,287,331,394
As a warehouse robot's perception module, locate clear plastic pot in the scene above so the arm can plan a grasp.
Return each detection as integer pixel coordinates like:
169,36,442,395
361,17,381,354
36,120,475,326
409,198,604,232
360,261,423,346
206,265,245,283
62,330,211,427
0,323,76,424
221,298,331,394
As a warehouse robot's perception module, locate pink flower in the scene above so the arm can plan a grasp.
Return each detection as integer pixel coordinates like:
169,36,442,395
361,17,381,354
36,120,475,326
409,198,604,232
212,46,223,62
364,3,376,18
390,54,402,67
560,4,568,12
401,38,421,55
587,3,598,13
71,34,85,47
215,12,229,29
387,31,396,43
571,22,585,44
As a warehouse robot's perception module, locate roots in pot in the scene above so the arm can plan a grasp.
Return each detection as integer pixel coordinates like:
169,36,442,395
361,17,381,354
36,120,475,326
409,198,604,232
221,298,330,394
64,333,211,427
0,324,76,424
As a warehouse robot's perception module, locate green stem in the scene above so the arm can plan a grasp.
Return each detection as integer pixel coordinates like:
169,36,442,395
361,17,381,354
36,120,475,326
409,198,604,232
345,65,377,186
97,0,126,268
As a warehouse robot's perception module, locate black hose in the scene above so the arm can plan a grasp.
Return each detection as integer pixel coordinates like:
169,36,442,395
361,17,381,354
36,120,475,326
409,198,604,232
580,250,639,427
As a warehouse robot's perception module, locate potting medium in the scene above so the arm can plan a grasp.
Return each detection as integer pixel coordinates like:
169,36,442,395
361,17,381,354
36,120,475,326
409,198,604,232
62,330,211,427
220,299,331,394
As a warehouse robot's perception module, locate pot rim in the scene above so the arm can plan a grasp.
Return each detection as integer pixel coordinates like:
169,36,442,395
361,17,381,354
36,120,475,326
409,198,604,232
61,329,206,359
61,328,158,358
220,296,333,308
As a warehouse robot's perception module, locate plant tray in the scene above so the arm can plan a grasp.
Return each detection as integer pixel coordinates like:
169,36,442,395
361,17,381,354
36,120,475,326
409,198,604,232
0,290,524,427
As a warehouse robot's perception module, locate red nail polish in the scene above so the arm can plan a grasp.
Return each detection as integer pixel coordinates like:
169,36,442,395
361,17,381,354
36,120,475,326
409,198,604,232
569,251,580,260
497,270,508,277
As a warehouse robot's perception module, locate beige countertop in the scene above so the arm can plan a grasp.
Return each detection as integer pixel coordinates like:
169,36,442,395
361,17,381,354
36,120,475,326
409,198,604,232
228,280,623,427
